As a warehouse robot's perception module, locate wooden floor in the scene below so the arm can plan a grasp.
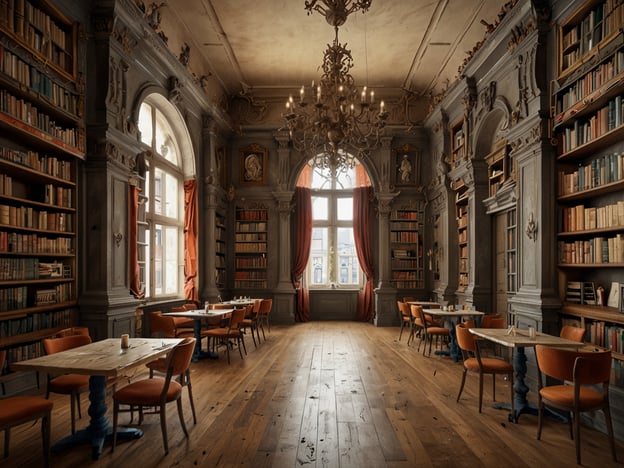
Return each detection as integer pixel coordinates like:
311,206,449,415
5,321,623,467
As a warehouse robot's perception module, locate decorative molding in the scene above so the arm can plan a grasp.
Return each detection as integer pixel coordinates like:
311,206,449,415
179,42,191,67
229,90,267,126
168,76,183,105
136,1,168,43
508,122,542,154
507,16,536,52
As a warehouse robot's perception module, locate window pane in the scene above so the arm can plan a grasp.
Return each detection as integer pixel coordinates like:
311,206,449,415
154,224,163,295
164,226,179,295
145,227,151,298
310,227,328,285
336,197,352,221
154,168,163,215
138,102,153,146
164,172,178,218
155,109,178,165
336,165,355,189
145,169,150,214
337,227,359,285
311,196,328,221
311,165,332,189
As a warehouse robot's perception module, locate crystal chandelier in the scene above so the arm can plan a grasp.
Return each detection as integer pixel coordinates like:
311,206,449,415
283,0,388,169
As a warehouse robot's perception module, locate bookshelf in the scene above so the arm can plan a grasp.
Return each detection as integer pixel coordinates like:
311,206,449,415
0,0,82,370
234,206,268,289
215,212,226,289
449,118,465,169
554,0,624,387
389,203,425,290
485,140,509,197
454,180,469,292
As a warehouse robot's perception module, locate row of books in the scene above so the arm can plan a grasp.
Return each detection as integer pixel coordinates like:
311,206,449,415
234,232,267,242
236,210,267,221
390,232,419,243
559,95,623,153
233,271,267,280
0,230,73,254
559,201,624,232
0,284,71,310
0,89,83,150
0,204,73,232
234,243,267,253
561,1,624,70
391,258,420,269
391,210,419,220
0,0,69,48
0,145,73,180
558,234,624,264
0,307,75,339
390,280,424,289
586,320,624,354
392,249,418,258
565,281,597,304
0,45,80,116
557,151,624,195
234,257,267,269
555,48,624,119
0,176,73,208
235,221,266,232
391,271,423,280
0,256,40,280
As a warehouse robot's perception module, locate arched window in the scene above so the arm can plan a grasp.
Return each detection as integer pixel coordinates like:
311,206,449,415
137,98,184,298
301,156,366,288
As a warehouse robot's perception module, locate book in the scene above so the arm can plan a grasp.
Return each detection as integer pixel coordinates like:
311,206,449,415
607,281,620,309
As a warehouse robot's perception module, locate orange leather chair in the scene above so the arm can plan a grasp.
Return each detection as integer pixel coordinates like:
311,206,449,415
397,301,412,341
412,305,449,356
149,311,194,339
559,325,585,342
535,345,617,465
203,307,247,364
0,350,53,467
455,323,514,413
42,333,92,434
112,337,197,454
257,299,273,341
240,303,260,348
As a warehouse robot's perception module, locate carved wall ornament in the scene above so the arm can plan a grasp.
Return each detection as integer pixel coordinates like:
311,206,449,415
102,142,134,171
508,122,542,153
507,16,537,52
230,89,267,126
111,23,136,54
137,2,168,42
168,76,183,105
526,212,537,241
179,42,191,67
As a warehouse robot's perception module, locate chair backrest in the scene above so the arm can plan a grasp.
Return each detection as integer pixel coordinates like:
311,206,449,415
210,303,233,310
560,325,585,343
43,334,92,355
55,326,90,338
229,307,246,330
455,323,477,353
167,337,196,377
149,311,176,338
252,299,262,314
259,299,272,315
182,303,197,310
481,314,501,328
536,345,611,385
410,305,427,329
462,319,475,328
397,301,410,319
403,297,416,303
170,306,185,312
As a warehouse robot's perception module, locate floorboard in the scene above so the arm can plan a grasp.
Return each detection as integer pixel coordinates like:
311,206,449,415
3,321,623,467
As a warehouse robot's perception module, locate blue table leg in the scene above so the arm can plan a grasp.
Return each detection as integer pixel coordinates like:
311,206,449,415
51,375,143,460
193,318,219,360
433,319,460,361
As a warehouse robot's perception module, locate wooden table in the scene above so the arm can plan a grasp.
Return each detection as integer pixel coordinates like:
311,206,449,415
469,328,584,423
424,309,485,361
406,301,442,308
220,298,259,307
163,309,233,361
12,337,182,460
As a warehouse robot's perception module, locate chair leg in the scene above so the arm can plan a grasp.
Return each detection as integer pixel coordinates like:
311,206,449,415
186,374,197,425
42,410,51,468
112,402,119,452
573,410,581,464
456,369,467,403
536,398,543,440
160,403,169,454
176,399,188,438
238,337,245,359
478,373,484,413
603,406,617,462
492,374,496,402
70,393,77,434
4,427,10,458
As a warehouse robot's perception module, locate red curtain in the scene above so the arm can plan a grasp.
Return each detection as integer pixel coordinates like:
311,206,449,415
129,185,144,298
353,186,375,321
183,180,198,302
292,186,312,322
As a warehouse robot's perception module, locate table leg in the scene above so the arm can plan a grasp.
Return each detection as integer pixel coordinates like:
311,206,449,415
51,375,143,460
433,319,460,362
193,319,218,360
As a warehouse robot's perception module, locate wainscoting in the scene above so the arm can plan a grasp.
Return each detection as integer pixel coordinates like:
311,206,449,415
309,289,359,320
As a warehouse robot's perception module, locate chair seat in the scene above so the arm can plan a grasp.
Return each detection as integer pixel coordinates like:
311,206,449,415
540,385,605,410
0,396,53,423
463,357,513,372
114,378,182,406
171,317,194,328
426,326,449,335
48,374,90,394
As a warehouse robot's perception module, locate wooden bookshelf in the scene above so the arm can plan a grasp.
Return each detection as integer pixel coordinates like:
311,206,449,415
554,0,624,388
449,118,465,169
215,212,226,289
234,206,268,290
453,180,469,292
485,140,509,197
389,203,425,290
0,0,81,371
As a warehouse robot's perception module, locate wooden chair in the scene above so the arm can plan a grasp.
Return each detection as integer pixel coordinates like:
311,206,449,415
240,303,260,348
168,306,194,328
397,301,412,341
407,304,425,346
0,351,53,467
412,305,449,356
535,345,617,465
481,314,504,328
257,299,273,341
149,311,194,339
203,308,247,364
112,338,197,454
559,325,585,342
42,334,92,434
145,337,197,424
455,323,514,413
